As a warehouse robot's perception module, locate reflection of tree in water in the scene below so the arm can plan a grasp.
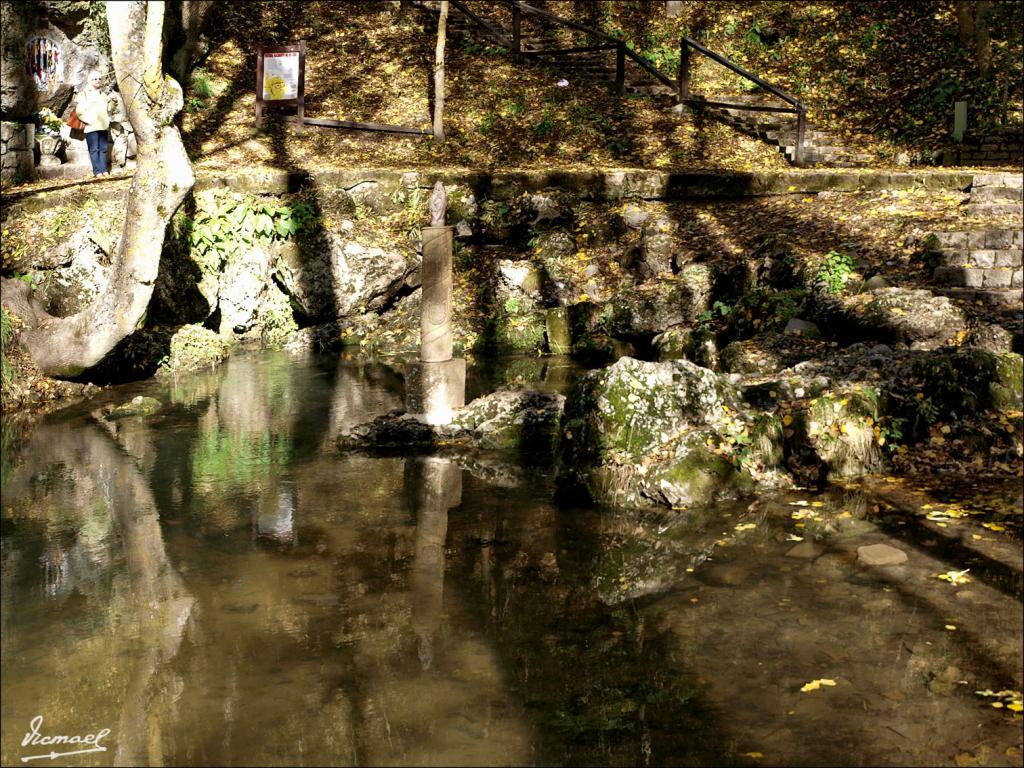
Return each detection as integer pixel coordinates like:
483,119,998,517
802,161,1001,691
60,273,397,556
2,419,194,768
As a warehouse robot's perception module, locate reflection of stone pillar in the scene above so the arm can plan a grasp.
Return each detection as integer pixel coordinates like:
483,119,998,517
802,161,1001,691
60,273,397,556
409,457,462,671
406,224,466,424
255,483,296,545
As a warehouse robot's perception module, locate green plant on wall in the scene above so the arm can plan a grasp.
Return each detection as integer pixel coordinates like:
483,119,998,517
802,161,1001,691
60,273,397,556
176,190,319,276
1,307,15,392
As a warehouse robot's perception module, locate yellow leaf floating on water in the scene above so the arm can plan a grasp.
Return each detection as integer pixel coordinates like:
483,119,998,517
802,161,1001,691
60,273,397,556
740,752,764,759
801,678,837,692
734,523,756,531
936,569,971,585
982,522,1006,532
786,534,804,541
1009,701,1023,713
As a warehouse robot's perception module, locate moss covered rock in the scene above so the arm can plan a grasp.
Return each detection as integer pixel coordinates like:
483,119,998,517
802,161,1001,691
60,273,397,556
835,288,967,349
792,385,885,477
560,357,760,509
107,395,162,419
157,325,231,377
720,332,823,376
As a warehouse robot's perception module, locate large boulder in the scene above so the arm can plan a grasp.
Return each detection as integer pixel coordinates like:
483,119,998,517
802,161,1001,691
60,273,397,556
830,288,967,349
560,357,760,508
218,245,273,334
274,233,412,321
30,227,111,316
493,259,545,313
338,389,565,458
451,389,565,454
609,265,714,337
1,3,37,120
720,332,823,376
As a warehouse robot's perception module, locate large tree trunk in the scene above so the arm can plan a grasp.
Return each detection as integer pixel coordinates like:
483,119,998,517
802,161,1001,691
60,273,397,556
955,0,993,77
1,1,194,378
432,1,448,143
666,1,683,18
169,0,215,82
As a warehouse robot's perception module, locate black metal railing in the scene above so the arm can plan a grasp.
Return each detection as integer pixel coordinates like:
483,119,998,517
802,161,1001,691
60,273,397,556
678,35,806,165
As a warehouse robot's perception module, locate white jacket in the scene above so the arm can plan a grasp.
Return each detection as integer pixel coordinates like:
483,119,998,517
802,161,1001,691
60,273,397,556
77,86,111,133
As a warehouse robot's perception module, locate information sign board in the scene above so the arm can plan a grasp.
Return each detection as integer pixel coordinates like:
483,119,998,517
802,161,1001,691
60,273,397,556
255,42,306,129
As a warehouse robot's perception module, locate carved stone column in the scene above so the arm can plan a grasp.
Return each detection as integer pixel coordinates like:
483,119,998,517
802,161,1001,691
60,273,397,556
405,182,466,425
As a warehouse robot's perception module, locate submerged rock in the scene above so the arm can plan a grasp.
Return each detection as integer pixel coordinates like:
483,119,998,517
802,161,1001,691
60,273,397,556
857,543,908,566
106,395,162,419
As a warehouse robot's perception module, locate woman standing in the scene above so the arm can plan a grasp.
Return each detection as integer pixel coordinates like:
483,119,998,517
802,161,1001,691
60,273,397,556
75,70,112,176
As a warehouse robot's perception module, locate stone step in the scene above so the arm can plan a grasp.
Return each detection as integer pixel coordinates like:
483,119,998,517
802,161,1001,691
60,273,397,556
970,186,1023,203
933,287,1024,306
763,129,834,143
934,248,1023,268
972,172,1024,189
933,265,1022,289
929,229,1024,249
965,202,1024,217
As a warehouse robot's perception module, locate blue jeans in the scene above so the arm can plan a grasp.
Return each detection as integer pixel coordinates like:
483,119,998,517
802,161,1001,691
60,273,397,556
85,130,110,175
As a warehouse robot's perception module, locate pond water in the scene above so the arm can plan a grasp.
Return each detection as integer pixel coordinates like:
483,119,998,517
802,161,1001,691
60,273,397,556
2,352,1021,767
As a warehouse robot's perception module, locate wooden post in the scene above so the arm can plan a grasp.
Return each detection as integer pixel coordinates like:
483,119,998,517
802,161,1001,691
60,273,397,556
433,1,448,142
512,0,521,52
615,42,625,96
296,40,306,132
795,107,806,166
255,45,264,127
678,37,690,103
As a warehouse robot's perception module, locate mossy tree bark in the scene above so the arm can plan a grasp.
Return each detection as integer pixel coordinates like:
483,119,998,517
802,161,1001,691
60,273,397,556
0,1,194,378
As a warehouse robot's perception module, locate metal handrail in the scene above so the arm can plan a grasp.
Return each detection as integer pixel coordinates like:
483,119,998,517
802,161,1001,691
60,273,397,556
442,0,808,164
508,0,677,90
448,0,516,49
680,35,801,109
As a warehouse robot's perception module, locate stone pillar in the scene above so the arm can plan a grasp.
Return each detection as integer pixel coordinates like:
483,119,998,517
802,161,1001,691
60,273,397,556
406,222,466,425
420,225,454,362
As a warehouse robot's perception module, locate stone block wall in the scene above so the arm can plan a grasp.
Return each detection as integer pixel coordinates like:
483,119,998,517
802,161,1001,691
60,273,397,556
0,121,34,183
930,228,1023,290
940,127,1024,168
928,173,1023,300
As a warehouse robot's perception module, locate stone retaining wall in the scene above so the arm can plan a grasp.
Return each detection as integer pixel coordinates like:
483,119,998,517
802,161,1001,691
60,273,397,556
927,173,1023,298
0,121,34,183
940,127,1024,168
193,168,977,200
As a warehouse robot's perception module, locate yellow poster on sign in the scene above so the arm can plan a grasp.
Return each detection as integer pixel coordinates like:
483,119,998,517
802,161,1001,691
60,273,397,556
262,52,299,100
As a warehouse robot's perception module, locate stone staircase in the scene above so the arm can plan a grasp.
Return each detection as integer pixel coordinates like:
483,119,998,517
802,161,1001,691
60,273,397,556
691,93,872,167
927,172,1023,305
444,7,867,167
